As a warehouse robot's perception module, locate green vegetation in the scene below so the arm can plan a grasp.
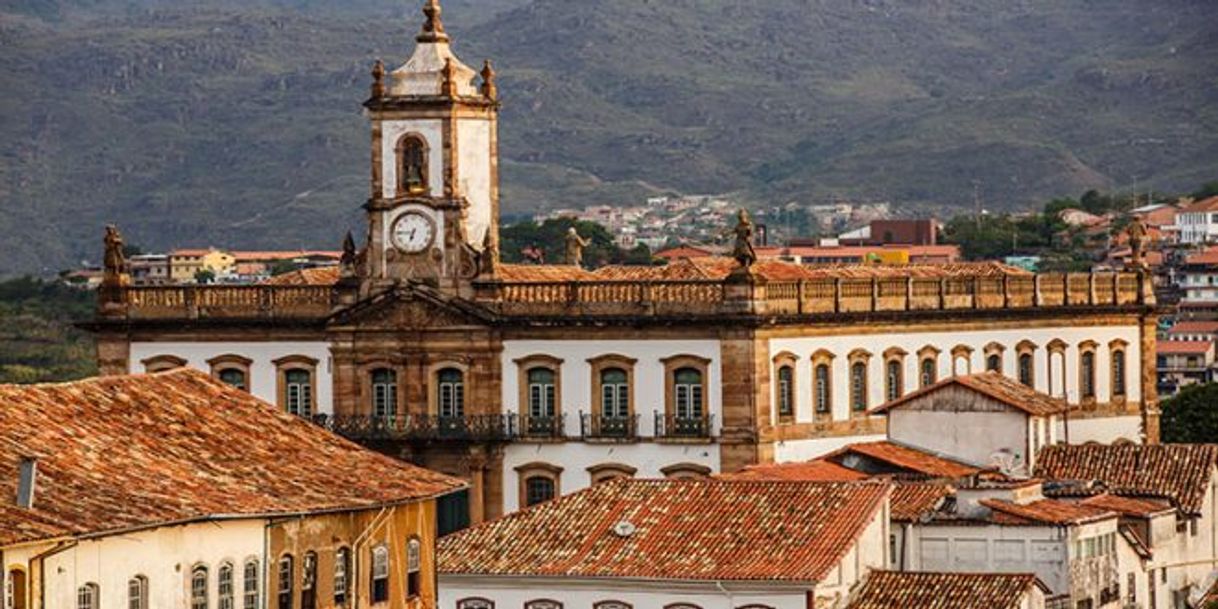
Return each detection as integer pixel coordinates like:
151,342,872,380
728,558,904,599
0,277,97,384
2,0,1217,275
1161,383,1218,444
500,219,653,267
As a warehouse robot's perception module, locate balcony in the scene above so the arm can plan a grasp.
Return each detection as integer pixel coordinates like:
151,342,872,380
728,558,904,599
654,413,714,441
580,413,640,441
518,414,566,440
314,414,515,443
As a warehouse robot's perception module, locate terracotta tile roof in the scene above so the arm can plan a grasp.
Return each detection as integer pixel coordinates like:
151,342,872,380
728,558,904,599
870,372,1068,417
848,571,1046,609
1166,321,1218,335
438,479,892,582
891,483,955,522
262,266,342,286
1155,340,1213,355
722,459,871,482
0,370,464,546
498,264,597,282
825,441,983,480
1184,247,1218,266
1034,444,1218,516
980,499,1116,526
1181,196,1218,213
1079,494,1176,517
231,250,341,262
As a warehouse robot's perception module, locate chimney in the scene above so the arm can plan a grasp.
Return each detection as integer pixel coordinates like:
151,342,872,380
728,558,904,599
16,457,37,509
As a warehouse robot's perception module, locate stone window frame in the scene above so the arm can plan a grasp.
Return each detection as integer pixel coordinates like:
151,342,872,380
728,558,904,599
659,463,713,480
1047,339,1068,398
357,360,405,418
1079,340,1099,403
661,354,712,421
515,355,564,420
772,351,799,423
882,347,907,403
524,601,563,609
847,349,872,415
588,354,638,420
428,360,472,418
811,349,835,420
593,602,633,609
1016,340,1038,388
983,342,1005,374
515,462,563,508
273,355,319,417
207,354,253,392
917,346,941,388
1109,339,1129,401
405,536,422,599
457,599,495,609
587,463,638,485
950,345,974,377
141,354,187,373
394,132,431,197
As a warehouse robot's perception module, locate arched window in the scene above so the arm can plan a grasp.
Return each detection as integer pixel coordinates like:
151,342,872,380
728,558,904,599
371,369,397,417
218,563,235,609
776,365,794,418
594,603,632,609
986,354,1001,372
370,546,390,604
660,463,713,480
406,537,422,598
396,134,430,196
951,346,973,377
128,576,148,609
333,548,351,606
277,555,293,609
190,566,209,609
587,463,637,485
850,361,868,412
209,354,253,392
814,363,831,415
219,368,247,390
242,560,259,609
673,368,704,419
76,584,99,609
437,368,465,418
457,599,495,609
664,605,703,609
528,367,557,419
1112,348,1127,397
524,601,562,609
885,359,902,402
1018,353,1034,387
142,354,187,373
1081,350,1097,400
920,357,937,388
600,368,630,419
525,475,556,507
300,552,317,609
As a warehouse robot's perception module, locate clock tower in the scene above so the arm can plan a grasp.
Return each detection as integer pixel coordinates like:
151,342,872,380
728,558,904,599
362,0,500,295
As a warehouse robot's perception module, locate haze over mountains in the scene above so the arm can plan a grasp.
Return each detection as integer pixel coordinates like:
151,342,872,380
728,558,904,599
1,0,1216,275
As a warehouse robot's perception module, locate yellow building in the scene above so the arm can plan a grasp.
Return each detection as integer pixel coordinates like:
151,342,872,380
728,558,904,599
169,248,236,283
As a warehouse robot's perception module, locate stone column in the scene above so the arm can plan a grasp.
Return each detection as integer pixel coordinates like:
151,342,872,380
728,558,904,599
718,327,773,473
95,331,131,376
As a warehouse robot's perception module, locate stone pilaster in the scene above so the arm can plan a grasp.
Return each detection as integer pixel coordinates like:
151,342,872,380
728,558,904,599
1139,314,1161,444
718,327,773,473
95,331,130,376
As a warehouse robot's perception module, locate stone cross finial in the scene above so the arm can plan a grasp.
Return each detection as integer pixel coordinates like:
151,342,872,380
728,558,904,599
418,0,449,43
732,209,757,269
480,59,498,101
370,59,386,98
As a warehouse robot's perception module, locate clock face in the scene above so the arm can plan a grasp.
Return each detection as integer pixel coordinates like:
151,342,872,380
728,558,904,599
391,212,435,254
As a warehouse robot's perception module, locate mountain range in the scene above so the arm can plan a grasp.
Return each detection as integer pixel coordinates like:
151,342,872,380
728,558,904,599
1,0,1216,275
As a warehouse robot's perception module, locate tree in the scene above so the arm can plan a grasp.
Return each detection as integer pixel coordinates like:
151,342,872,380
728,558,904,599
499,218,653,267
1193,180,1218,201
1160,383,1218,443
194,269,216,284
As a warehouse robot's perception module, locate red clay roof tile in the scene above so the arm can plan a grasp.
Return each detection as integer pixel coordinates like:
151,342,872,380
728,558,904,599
891,483,955,522
720,459,870,482
0,370,464,546
848,570,1046,609
438,479,892,582
1080,494,1175,517
870,372,1068,417
980,499,1116,526
1035,444,1218,516
825,441,983,480
263,266,342,286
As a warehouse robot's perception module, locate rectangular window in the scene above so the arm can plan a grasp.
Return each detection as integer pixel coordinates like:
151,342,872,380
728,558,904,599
1127,573,1136,604
243,562,258,609
406,540,421,598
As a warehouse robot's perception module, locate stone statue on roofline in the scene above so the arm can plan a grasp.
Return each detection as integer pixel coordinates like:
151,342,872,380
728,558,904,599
565,227,590,267
732,208,757,269
102,225,129,286
1126,216,1148,270
340,231,358,279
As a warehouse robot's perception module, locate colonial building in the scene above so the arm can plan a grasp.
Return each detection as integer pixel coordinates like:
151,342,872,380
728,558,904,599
0,370,464,609
437,479,893,609
86,0,1162,523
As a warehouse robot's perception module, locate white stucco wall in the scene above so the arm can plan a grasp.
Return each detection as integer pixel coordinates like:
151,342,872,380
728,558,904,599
129,341,333,414
39,520,266,609
1056,415,1144,445
911,523,1072,594
772,434,888,462
768,324,1143,426
438,578,809,609
381,119,444,200
890,409,1029,468
457,118,493,248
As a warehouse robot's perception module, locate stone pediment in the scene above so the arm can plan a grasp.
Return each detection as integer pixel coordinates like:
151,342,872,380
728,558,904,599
328,283,492,330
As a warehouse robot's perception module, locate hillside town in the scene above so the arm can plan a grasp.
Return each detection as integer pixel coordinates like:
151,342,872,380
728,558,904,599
3,2,1218,609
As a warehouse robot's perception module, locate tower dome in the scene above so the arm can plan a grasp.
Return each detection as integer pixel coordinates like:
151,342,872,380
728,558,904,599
389,0,478,97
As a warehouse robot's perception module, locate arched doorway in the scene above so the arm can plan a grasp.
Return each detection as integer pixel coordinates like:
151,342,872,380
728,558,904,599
7,568,27,609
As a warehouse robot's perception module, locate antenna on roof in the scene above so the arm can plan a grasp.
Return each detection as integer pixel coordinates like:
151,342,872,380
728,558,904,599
16,457,38,509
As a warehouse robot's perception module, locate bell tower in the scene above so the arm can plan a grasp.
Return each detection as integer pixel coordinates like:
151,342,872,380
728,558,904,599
363,0,500,295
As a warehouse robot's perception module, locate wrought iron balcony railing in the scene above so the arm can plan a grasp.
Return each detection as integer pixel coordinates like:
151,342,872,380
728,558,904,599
580,413,640,441
314,414,515,443
654,413,714,439
518,414,566,440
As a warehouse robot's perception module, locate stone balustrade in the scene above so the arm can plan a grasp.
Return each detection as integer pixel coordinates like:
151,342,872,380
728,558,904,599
108,285,334,321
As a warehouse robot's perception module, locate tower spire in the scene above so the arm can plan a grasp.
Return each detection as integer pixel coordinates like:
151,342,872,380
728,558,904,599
417,0,449,43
